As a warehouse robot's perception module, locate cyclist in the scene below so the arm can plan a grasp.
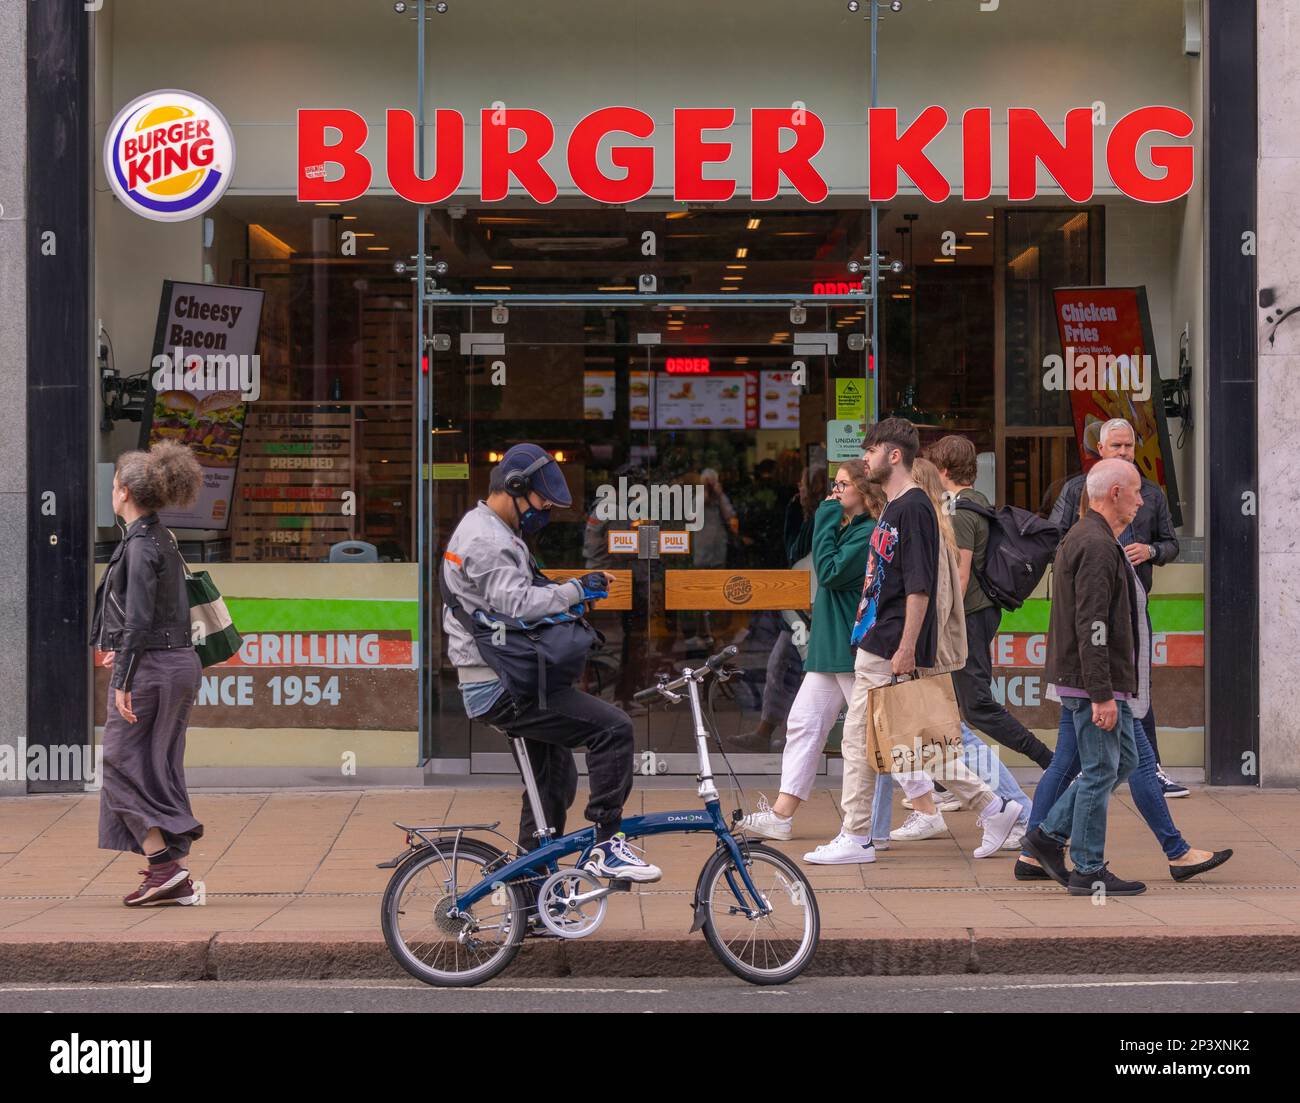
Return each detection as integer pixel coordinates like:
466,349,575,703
442,443,662,883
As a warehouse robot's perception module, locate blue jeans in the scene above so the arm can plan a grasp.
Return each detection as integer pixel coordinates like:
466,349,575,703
869,722,1028,836
1039,698,1139,874
1028,702,1188,861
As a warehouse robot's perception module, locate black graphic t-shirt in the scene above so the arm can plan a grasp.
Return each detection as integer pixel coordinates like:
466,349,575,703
849,486,939,667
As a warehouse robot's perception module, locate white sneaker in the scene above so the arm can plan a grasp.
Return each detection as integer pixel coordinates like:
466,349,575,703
901,797,913,810
802,831,877,865
1000,821,1028,851
974,798,1024,858
872,838,891,852
890,811,948,842
581,833,663,883
737,795,792,841
936,794,963,813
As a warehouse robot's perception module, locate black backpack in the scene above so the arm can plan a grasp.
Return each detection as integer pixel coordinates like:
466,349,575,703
953,496,1060,611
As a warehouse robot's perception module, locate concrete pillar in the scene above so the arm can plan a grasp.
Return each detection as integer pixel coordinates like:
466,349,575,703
0,0,27,795
1257,0,1300,784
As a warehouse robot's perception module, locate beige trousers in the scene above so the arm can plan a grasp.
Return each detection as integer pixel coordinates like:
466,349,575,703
839,648,997,835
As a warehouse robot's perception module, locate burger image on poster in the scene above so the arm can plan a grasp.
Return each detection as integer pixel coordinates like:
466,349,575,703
103,89,235,222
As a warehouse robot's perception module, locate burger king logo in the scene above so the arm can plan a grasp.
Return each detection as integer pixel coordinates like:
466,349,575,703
722,575,753,605
104,90,234,222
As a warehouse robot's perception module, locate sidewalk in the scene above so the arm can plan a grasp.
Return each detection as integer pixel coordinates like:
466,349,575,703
2,783,1300,981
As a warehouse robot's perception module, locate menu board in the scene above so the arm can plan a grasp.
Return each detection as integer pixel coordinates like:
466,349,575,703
654,371,757,430
760,370,802,429
141,281,265,529
583,370,615,421
231,407,354,561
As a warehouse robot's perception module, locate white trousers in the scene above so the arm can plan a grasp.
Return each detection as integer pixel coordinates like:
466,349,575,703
778,671,858,801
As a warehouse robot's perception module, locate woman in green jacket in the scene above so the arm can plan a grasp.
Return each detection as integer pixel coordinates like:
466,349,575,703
740,460,888,841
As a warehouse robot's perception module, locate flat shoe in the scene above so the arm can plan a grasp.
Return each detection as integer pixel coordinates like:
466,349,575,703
1170,848,1233,883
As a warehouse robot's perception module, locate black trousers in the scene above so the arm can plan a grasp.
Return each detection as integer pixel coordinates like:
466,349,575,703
952,605,1055,771
482,685,635,850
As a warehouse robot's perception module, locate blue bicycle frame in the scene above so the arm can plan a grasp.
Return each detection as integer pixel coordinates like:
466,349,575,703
451,664,769,919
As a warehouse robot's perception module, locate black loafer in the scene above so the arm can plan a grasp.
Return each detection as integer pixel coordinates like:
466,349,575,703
1014,859,1052,881
1170,848,1233,883
1020,826,1071,887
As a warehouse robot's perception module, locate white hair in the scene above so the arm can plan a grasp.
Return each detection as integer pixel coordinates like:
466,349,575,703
1099,417,1135,446
1086,457,1138,502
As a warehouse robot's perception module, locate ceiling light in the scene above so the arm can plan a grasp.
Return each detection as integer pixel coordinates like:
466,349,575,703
342,215,358,221
735,247,748,259
353,232,376,238
724,276,743,281
747,218,761,230
598,285,636,291
726,264,747,270
966,231,990,237
366,246,390,251
491,264,514,270
933,257,955,263
955,245,973,251
474,285,511,291
315,203,341,208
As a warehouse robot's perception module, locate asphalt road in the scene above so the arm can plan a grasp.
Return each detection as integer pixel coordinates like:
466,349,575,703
2,973,1298,1013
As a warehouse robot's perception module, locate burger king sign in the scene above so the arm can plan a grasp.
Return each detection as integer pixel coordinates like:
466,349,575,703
104,90,234,222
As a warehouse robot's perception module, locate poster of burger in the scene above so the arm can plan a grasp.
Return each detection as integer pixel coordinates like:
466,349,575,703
140,280,265,529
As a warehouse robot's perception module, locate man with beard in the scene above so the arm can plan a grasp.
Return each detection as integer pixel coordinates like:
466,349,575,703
805,419,1022,865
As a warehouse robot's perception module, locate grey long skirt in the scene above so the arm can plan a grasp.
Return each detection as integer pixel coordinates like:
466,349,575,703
99,648,205,860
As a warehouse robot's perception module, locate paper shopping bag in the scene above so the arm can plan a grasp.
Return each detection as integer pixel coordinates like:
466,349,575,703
869,672,964,774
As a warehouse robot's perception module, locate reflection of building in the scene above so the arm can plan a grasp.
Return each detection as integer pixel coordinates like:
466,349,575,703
0,0,1287,788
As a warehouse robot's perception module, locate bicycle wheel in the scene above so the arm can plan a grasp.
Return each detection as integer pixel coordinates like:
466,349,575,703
696,841,819,985
381,838,527,987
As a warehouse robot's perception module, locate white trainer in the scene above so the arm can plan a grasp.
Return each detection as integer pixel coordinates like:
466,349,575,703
802,831,877,865
974,798,1024,858
890,811,948,842
936,794,963,813
737,795,793,841
1000,821,1028,851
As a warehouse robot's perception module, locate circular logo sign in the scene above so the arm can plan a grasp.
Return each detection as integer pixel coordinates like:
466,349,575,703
722,575,753,605
104,90,234,222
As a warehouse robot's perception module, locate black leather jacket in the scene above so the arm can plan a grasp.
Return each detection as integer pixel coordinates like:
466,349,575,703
91,514,192,691
1047,472,1178,593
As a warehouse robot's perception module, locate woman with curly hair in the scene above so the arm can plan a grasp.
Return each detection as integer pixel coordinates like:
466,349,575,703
91,440,205,907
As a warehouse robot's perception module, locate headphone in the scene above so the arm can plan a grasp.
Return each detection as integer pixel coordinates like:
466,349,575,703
503,453,553,498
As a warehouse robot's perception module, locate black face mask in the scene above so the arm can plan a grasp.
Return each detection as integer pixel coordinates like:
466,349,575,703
513,495,551,535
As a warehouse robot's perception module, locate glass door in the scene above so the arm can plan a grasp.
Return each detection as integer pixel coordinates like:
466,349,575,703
422,297,870,773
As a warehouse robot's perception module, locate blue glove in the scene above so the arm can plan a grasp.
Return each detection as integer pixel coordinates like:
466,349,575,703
577,572,609,601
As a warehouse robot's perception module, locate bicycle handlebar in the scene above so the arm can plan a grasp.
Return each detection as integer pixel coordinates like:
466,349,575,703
632,646,738,705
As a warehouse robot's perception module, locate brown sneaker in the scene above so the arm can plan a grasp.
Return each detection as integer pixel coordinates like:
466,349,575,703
139,877,199,906
123,862,190,906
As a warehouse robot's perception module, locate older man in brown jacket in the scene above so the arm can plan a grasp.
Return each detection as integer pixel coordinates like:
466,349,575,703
1022,458,1146,896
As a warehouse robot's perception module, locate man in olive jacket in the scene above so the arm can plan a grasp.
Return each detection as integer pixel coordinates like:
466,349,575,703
1022,459,1147,897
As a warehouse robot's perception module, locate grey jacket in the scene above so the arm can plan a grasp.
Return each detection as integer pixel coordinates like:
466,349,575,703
1048,472,1178,593
442,502,585,682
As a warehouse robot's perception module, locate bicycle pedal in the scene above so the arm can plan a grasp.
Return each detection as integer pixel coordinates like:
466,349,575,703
606,878,633,893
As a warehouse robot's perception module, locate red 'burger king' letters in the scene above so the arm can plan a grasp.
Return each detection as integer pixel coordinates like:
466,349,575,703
296,104,1194,206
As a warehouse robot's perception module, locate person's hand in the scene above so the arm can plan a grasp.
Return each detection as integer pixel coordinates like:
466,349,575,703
727,516,739,534
1092,698,1118,731
891,645,916,677
99,651,115,668
578,572,611,601
1123,542,1152,565
115,688,137,724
